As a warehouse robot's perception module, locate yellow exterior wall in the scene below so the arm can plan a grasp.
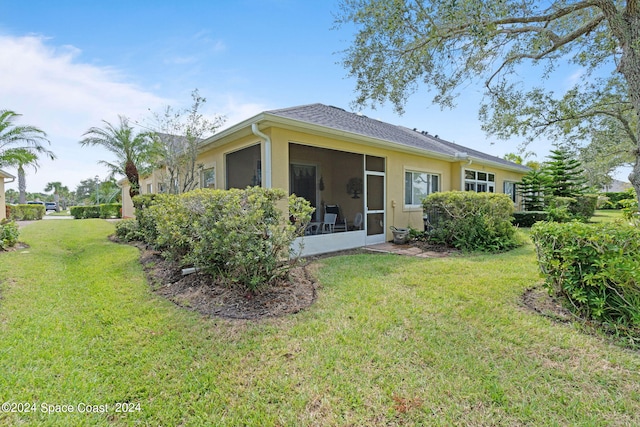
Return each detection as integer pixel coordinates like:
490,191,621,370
121,123,527,243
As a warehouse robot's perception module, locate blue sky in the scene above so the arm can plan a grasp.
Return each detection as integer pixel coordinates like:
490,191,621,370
0,0,625,193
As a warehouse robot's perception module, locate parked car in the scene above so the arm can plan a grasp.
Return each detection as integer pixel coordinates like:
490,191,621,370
45,202,57,211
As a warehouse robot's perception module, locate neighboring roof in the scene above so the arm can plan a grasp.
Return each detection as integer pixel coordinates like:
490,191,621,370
0,168,15,179
202,103,530,173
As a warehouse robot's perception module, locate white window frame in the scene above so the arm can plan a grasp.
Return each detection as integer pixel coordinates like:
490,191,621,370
465,169,495,193
503,181,518,204
404,170,440,208
201,166,216,189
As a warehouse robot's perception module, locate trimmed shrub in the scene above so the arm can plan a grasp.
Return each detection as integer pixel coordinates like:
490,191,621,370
600,190,635,209
545,196,574,223
99,203,122,219
70,206,101,219
531,221,640,329
132,194,166,246
136,187,313,292
422,191,519,252
569,194,598,221
115,218,142,242
0,220,19,250
9,204,45,220
512,211,548,227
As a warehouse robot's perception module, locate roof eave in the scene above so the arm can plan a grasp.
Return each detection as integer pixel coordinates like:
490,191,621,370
197,111,531,172
0,168,16,179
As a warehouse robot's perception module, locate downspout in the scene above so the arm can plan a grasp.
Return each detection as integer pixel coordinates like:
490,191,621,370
3,177,15,184
251,123,272,188
455,152,471,190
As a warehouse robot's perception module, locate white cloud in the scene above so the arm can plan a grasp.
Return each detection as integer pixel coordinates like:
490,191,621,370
0,34,169,192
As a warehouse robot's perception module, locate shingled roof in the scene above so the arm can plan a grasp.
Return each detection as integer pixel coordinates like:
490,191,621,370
266,103,529,171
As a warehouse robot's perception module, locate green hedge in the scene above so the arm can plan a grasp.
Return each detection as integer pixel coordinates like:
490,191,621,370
422,191,520,252
600,190,635,209
569,194,598,221
70,204,121,219
8,204,45,220
99,203,122,218
512,211,548,227
133,188,314,292
0,220,19,250
531,221,640,329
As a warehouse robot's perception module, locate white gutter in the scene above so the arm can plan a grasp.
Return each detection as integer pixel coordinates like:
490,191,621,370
251,123,272,188
455,152,471,190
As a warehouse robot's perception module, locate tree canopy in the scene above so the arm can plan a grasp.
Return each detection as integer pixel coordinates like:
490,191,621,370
80,115,156,198
0,110,52,157
336,0,640,202
146,89,225,194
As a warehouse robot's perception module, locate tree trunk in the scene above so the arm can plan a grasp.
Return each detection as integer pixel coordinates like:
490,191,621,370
18,166,26,204
614,4,640,210
125,160,140,199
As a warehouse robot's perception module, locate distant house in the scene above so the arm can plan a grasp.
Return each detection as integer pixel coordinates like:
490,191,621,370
0,168,16,220
601,179,632,193
122,103,529,255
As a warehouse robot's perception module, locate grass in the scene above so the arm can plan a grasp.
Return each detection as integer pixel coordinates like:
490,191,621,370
1,220,640,426
590,209,624,223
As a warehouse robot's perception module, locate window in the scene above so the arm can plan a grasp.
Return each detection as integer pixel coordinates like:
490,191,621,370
405,171,439,206
146,183,153,194
465,169,495,193
201,167,215,189
504,181,517,203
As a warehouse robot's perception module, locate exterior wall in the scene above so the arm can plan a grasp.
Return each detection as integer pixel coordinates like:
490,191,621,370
269,127,458,240
0,178,5,220
119,123,528,246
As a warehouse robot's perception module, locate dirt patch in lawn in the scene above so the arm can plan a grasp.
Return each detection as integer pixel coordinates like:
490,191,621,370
124,240,319,320
521,286,573,323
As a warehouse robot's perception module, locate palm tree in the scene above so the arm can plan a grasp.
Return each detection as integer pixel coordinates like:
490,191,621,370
0,148,42,203
0,110,52,156
79,116,156,198
44,181,69,211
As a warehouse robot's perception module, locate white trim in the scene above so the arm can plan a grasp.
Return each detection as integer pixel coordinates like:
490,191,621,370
293,231,367,257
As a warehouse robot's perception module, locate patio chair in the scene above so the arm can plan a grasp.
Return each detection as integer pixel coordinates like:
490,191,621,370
325,204,347,232
352,212,363,230
321,213,337,233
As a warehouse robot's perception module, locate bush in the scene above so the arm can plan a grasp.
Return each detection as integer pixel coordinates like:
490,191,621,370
70,206,101,219
422,191,519,252
135,188,314,292
600,189,635,209
531,221,640,329
545,197,575,223
512,211,548,227
0,220,19,250
9,204,44,220
569,194,598,221
114,219,142,242
99,203,122,219
132,194,163,245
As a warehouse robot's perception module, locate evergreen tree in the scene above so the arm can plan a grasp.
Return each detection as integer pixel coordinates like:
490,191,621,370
519,170,550,211
544,149,588,198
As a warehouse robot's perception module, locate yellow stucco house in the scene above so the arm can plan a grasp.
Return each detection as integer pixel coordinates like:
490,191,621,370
122,103,529,255
1,168,16,220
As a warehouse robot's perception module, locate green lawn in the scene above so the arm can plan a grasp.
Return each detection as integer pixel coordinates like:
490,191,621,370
1,220,640,426
590,209,624,223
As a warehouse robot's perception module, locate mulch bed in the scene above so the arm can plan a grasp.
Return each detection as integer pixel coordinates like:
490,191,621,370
127,240,319,320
